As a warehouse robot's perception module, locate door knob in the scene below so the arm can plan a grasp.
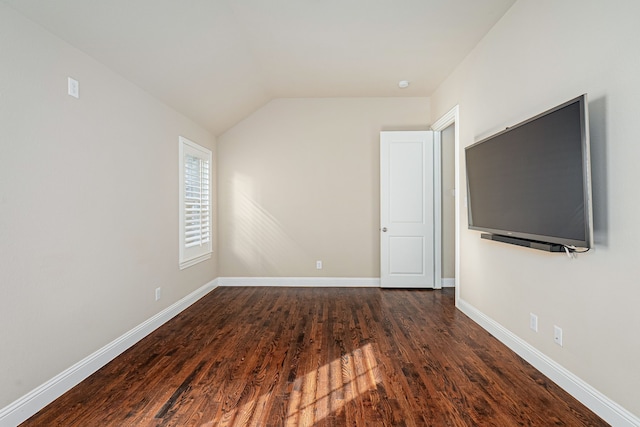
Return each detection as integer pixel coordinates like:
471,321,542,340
382,227,388,232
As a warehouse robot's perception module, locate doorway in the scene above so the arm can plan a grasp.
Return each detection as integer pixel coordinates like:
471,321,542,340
440,124,456,288
431,106,460,301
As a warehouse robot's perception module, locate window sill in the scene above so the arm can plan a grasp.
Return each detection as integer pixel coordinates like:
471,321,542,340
179,253,212,270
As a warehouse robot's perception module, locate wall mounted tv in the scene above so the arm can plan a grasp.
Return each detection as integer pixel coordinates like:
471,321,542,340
465,94,593,252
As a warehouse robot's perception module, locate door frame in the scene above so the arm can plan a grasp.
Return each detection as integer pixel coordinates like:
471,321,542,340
433,131,442,289
430,105,460,303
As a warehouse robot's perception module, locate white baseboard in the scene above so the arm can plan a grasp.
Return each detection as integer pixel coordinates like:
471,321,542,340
219,276,381,287
457,298,640,427
0,278,219,427
441,278,455,288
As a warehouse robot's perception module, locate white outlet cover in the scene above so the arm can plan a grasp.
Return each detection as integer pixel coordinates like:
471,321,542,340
68,77,79,98
529,313,538,332
554,325,563,346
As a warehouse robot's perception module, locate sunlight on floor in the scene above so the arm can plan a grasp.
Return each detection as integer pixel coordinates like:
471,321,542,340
217,343,382,426
286,343,382,426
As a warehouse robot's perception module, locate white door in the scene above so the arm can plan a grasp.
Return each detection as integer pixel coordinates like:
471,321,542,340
380,131,436,288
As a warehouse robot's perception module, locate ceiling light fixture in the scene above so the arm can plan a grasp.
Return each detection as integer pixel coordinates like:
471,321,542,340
398,80,410,89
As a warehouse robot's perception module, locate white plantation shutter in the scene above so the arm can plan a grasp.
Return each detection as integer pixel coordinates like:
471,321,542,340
179,137,212,269
184,154,210,247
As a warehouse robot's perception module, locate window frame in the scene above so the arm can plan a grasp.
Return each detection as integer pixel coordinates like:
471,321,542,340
178,136,212,269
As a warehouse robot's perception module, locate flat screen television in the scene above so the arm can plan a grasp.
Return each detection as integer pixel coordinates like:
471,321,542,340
465,94,593,250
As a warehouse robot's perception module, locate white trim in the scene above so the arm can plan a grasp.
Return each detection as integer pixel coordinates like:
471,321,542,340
433,131,442,289
431,105,458,131
219,277,380,288
441,278,455,288
457,298,640,427
179,253,212,270
431,105,460,303
0,279,219,427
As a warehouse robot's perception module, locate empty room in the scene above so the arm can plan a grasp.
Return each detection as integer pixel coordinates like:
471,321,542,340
1,0,639,426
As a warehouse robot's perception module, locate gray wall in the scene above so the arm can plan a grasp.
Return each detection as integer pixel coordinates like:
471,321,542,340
218,98,430,277
0,3,217,407
431,0,640,418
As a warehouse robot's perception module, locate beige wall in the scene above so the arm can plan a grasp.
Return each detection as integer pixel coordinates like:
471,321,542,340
431,0,640,418
218,98,430,277
441,124,456,280
0,4,217,408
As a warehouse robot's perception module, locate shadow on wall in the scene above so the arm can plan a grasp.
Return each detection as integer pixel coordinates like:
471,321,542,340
230,173,309,275
589,96,608,247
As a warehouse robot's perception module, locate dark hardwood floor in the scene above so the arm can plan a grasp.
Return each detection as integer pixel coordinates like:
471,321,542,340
21,287,607,426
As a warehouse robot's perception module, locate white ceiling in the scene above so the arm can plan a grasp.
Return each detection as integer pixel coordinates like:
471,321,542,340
3,0,515,135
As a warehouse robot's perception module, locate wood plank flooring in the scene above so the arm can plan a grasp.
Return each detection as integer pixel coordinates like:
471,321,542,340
21,287,608,426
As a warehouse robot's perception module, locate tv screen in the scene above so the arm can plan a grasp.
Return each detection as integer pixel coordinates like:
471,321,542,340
465,94,593,249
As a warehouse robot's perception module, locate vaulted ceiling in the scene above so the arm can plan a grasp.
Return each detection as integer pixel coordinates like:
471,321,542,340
3,0,515,135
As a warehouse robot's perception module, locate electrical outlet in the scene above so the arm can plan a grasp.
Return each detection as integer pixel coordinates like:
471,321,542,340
155,287,162,301
554,325,563,346
316,260,323,270
68,77,79,98
529,313,538,332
